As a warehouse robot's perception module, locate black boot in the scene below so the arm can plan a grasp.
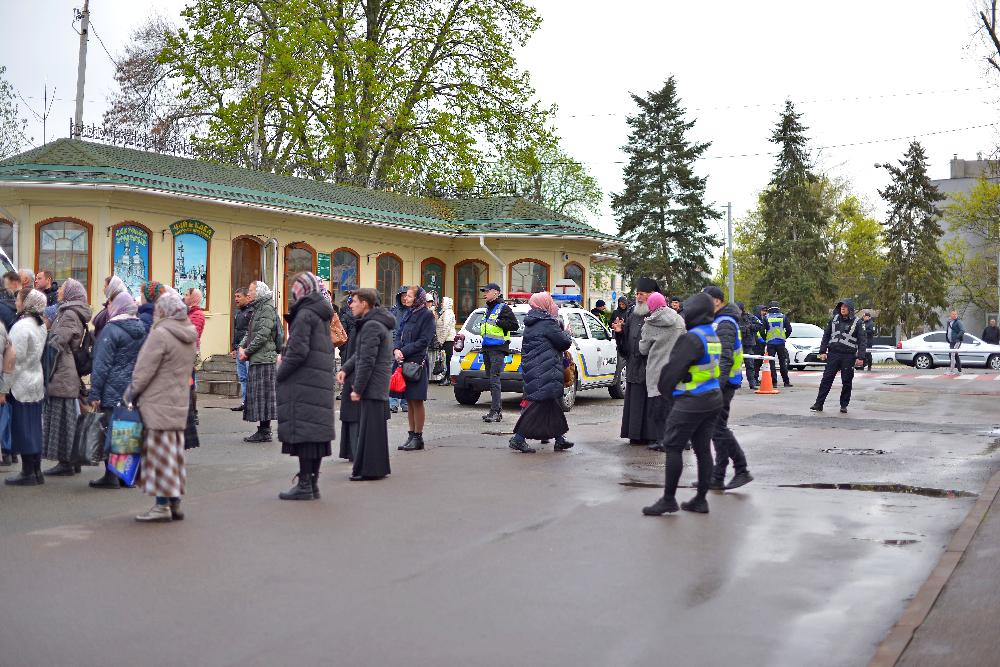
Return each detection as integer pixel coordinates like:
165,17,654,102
642,496,679,516
681,496,710,513
726,471,754,490
311,472,321,499
708,478,725,491
230,404,245,412
508,436,535,453
169,499,185,520
5,457,38,486
44,460,76,476
400,433,425,451
278,474,316,500
32,456,44,485
809,404,823,412
647,442,665,452
89,469,121,489
244,428,272,443
397,431,416,450
553,437,574,451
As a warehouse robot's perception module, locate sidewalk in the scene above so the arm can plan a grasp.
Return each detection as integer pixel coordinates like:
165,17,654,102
869,467,1000,666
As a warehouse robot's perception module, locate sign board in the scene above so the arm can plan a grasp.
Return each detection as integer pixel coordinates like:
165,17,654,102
170,219,213,307
317,252,331,281
112,224,150,298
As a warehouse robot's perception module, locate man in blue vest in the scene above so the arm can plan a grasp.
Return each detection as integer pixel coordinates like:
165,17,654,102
764,300,793,387
811,299,867,414
480,282,520,423
704,286,753,490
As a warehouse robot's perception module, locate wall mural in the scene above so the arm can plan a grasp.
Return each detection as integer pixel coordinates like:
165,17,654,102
170,219,213,307
112,224,150,298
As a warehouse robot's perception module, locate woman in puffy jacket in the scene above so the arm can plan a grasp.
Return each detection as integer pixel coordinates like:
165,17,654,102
508,292,573,453
2,289,48,486
393,285,435,452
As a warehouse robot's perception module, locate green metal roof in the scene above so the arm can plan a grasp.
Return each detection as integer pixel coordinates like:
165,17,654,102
0,139,615,241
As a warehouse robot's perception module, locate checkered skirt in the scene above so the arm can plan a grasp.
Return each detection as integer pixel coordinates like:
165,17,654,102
244,362,277,422
140,429,186,498
41,397,80,461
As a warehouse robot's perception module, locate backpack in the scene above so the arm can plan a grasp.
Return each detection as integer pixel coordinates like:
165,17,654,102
72,312,94,377
41,333,60,389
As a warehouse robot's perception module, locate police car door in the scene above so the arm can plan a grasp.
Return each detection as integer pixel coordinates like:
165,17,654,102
582,311,617,380
565,312,597,386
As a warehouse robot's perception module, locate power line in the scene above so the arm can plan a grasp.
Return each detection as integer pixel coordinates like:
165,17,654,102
87,19,121,71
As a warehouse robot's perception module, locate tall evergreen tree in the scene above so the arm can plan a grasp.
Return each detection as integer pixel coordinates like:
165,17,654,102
750,100,834,322
877,141,947,337
612,76,720,293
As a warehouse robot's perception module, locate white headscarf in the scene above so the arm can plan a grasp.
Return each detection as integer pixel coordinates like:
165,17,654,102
253,281,273,301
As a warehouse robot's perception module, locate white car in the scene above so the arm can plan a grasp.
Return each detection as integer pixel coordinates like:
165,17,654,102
786,322,825,370
450,304,623,411
869,345,896,364
895,331,1000,370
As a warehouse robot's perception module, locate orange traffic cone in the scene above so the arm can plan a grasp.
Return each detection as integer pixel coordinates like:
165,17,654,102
755,356,781,395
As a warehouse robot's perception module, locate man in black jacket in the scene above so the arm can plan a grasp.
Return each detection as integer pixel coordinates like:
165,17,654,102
862,311,876,371
642,292,723,516
480,282,520,423
34,270,59,306
810,299,867,414
231,287,250,411
736,301,760,390
983,318,1000,346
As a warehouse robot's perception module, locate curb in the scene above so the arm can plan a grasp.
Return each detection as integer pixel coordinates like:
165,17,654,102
867,468,1000,667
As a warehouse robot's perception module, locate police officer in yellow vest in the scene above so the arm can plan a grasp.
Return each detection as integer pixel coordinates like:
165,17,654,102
642,293,724,517
703,286,753,491
479,282,520,423
765,300,794,387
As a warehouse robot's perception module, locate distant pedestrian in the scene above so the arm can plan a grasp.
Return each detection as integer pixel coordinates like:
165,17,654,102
231,287,250,411
612,277,660,445
389,285,409,415
436,296,457,386
394,285,435,451
276,272,336,500
638,292,685,452
590,299,611,327
17,269,34,290
508,292,574,453
669,296,683,314
479,282,519,423
240,281,279,442
736,302,760,390
862,311,876,371
125,290,197,522
982,318,1000,346
1,288,47,486
810,299,867,414
337,288,393,481
764,301,793,387
946,310,965,374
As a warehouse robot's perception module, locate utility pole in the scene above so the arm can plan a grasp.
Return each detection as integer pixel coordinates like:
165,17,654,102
726,201,735,304
72,0,90,139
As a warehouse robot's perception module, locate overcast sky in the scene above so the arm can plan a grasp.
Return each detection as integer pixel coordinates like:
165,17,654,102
2,0,998,248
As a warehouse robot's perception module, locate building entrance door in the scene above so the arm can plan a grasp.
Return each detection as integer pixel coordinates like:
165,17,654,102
283,242,317,314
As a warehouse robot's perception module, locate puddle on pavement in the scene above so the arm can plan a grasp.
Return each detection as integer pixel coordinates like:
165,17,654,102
779,482,977,498
820,447,889,455
852,537,920,546
482,430,515,436
620,479,662,488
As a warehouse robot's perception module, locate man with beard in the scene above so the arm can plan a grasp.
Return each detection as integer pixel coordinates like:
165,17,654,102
612,278,660,445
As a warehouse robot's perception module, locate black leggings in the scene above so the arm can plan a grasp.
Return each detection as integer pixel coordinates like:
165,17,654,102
443,341,454,374
298,457,321,476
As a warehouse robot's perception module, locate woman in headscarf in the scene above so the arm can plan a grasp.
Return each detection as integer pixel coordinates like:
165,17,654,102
125,290,197,522
275,272,335,500
393,285,435,451
638,292,686,452
239,280,279,442
93,275,126,341
138,281,164,333
87,290,147,489
41,278,92,476
508,292,574,453
2,289,48,486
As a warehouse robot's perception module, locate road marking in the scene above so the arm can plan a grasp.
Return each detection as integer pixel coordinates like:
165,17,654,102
879,374,901,379
913,375,938,380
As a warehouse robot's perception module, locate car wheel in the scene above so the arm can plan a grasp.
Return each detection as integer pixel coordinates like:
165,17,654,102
989,355,1000,371
561,379,578,412
913,353,934,370
609,365,626,399
454,386,481,406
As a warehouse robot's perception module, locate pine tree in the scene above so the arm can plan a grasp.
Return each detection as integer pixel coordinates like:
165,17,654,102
612,76,720,293
750,100,835,323
877,140,947,337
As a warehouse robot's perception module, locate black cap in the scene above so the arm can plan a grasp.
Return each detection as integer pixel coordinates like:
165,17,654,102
480,282,501,293
702,286,725,301
635,277,660,293
595,299,606,308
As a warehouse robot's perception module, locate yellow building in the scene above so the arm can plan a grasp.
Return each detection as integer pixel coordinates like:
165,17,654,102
0,139,617,358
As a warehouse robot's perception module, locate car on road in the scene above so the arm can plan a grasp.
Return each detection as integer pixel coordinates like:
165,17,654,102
869,345,897,365
787,322,826,370
895,331,1000,370
450,304,623,411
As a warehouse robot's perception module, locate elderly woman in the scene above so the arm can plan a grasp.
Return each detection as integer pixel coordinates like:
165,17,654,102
638,292,686,452
508,292,574,453
239,281,279,443
2,288,47,486
42,278,92,476
276,273,336,500
93,275,126,341
87,290,147,489
393,285,435,452
125,290,197,522
138,281,164,333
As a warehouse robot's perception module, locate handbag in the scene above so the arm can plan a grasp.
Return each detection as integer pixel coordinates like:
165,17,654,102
563,351,576,388
330,311,348,348
70,411,105,466
106,404,144,455
389,366,407,394
402,360,424,382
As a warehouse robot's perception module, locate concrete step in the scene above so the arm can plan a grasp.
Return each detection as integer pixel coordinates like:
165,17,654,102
198,370,237,383
197,380,241,397
202,354,236,373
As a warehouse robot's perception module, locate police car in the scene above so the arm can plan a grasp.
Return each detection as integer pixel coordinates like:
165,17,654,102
450,296,624,411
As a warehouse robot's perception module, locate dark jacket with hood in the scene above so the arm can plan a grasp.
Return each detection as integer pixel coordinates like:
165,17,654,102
482,296,519,352
342,306,396,400
138,302,155,333
88,317,147,409
394,289,436,363
611,303,630,328
232,302,250,351
276,292,336,444
737,303,760,351
389,285,409,327
983,324,1000,346
819,299,867,359
521,308,573,402
43,283,59,307
49,301,92,398
714,302,742,383
657,293,723,413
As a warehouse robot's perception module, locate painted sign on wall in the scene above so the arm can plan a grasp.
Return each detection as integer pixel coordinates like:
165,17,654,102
112,224,151,298
170,220,213,307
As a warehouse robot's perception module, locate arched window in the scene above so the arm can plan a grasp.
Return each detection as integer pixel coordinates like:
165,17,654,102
0,220,13,261
37,218,92,292
376,253,402,309
331,248,360,306
455,259,488,321
564,262,585,301
421,257,445,299
283,242,317,313
509,259,550,294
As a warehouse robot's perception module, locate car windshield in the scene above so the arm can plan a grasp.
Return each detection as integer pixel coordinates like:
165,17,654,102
789,323,824,338
464,310,527,336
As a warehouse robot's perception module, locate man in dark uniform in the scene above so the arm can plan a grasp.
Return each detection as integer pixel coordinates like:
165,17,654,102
810,299,867,414
480,282,520,423
862,310,876,371
736,301,760,390
764,300,793,387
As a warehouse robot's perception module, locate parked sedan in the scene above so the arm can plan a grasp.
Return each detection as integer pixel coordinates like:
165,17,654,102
895,331,1000,370
787,322,825,370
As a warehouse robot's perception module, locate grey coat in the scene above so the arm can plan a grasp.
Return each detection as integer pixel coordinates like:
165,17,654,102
341,306,395,401
638,306,686,397
620,304,649,385
48,302,91,398
276,293,336,444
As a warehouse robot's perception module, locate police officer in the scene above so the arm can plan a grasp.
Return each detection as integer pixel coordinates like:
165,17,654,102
705,287,753,490
753,304,768,386
736,302,760,390
862,311,876,371
480,282,519,423
810,299,867,414
764,300,793,387
642,292,723,517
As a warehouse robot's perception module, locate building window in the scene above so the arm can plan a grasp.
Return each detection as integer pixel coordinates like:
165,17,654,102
509,259,550,294
421,257,445,299
331,248,359,306
284,242,317,313
376,253,402,309
564,262,585,301
37,218,92,292
455,259,488,322
0,220,12,261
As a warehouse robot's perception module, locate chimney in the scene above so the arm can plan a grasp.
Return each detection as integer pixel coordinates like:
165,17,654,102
951,155,963,179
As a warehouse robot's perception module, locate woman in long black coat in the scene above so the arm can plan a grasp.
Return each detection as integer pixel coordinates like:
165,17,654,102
337,288,394,480
338,307,361,462
509,292,574,453
276,272,335,501
393,285,435,452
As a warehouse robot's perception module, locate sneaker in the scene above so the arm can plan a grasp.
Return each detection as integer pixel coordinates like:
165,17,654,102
508,437,536,453
243,429,273,443
553,439,574,451
401,404,408,413
809,404,823,412
840,406,848,414
230,404,245,412
390,404,399,413
642,496,679,516
708,479,725,491
135,504,173,522
783,382,794,388
725,472,754,490
482,411,503,423
681,496,710,514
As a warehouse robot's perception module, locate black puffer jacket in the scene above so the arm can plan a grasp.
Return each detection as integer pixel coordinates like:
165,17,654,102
342,306,396,400
521,308,573,402
658,293,723,413
819,299,867,359
276,293,336,444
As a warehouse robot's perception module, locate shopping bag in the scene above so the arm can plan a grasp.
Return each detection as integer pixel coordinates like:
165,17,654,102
70,411,105,466
106,404,143,455
108,453,140,487
389,366,407,394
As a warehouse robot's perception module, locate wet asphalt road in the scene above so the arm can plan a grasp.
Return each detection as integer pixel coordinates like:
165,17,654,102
1,365,998,667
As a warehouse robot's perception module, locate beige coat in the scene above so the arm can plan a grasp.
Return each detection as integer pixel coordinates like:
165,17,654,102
127,317,197,431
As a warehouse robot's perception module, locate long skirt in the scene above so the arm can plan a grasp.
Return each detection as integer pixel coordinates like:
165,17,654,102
9,395,42,455
139,429,186,498
620,383,659,442
184,385,200,450
514,399,568,441
281,440,332,459
42,396,80,461
244,363,277,422
339,419,357,461
352,399,390,479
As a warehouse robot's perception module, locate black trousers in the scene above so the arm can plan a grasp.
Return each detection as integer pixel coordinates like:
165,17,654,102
863,352,873,371
766,343,790,385
746,345,762,385
482,346,506,412
662,408,718,500
711,384,748,482
815,350,857,408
